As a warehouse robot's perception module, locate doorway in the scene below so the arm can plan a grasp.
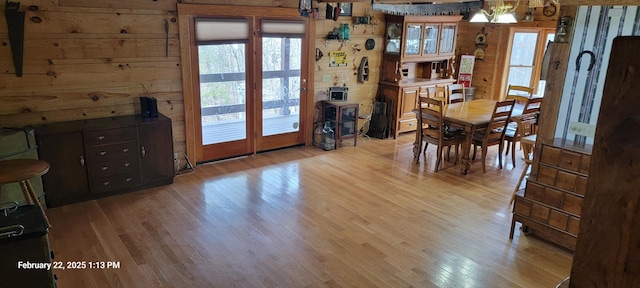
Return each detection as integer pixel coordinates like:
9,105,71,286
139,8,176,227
179,5,311,163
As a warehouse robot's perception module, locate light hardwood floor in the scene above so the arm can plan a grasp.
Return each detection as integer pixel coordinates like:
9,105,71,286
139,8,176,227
46,134,572,288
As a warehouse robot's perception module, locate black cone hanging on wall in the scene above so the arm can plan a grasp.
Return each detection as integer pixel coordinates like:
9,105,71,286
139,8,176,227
5,1,25,77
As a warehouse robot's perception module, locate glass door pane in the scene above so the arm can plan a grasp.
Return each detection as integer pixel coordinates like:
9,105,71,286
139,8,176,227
423,24,439,55
404,24,422,56
385,23,402,55
262,37,301,136
198,44,247,145
439,24,456,54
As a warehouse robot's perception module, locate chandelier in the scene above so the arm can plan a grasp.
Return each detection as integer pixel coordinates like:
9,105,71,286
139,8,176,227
470,0,521,24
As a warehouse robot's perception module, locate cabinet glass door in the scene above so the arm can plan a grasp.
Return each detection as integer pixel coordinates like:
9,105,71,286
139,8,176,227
439,24,457,55
385,22,402,55
423,24,440,56
404,24,423,57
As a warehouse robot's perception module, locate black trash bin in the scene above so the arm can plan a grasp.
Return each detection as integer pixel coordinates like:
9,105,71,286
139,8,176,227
0,204,55,287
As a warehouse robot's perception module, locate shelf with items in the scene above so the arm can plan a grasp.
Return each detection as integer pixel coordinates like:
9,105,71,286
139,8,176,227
381,14,461,85
384,14,461,61
352,15,378,32
325,23,352,46
322,101,359,149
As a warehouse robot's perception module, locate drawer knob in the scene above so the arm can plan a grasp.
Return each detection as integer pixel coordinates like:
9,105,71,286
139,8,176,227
101,166,109,171
122,148,129,153
566,160,572,165
102,181,110,186
125,177,132,182
98,151,107,156
124,162,131,167
96,136,105,140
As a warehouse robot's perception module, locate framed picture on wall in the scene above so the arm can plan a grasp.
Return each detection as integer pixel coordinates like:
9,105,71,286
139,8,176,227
458,54,476,88
339,3,353,16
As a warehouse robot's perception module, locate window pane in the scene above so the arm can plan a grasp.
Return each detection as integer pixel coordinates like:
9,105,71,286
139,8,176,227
510,32,538,66
508,67,533,88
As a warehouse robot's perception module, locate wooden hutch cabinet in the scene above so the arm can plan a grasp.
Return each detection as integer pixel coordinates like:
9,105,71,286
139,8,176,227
381,14,462,138
34,114,174,207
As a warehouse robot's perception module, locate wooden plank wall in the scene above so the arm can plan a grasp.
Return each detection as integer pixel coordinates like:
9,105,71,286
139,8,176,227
456,6,557,100
312,2,385,130
0,0,299,169
0,0,380,168
0,0,628,167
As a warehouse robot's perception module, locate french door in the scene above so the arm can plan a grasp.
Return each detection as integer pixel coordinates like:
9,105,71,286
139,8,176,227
179,5,310,163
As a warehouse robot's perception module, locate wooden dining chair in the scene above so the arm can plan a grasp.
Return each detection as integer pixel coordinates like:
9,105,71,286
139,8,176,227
447,83,465,104
427,86,448,103
415,96,466,172
504,97,543,166
506,84,534,100
471,99,516,173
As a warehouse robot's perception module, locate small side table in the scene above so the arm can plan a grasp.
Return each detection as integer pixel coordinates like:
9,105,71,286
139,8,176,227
322,101,359,149
0,159,50,227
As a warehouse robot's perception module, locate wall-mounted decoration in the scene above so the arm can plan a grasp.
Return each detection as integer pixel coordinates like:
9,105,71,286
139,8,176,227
329,50,348,67
358,57,369,83
339,3,352,17
4,1,25,77
458,54,476,87
365,39,375,50
326,4,334,20
543,3,557,17
555,16,573,43
474,28,488,60
315,48,323,62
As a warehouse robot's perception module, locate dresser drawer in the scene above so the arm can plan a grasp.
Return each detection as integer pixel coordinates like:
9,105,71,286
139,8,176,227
531,203,550,223
579,155,591,174
540,145,561,166
524,182,544,202
87,156,139,177
575,176,588,195
558,150,581,171
399,119,418,133
542,187,563,208
86,142,137,162
549,210,569,231
85,127,137,146
562,193,583,215
90,172,140,194
567,217,580,235
513,196,532,216
555,170,577,192
537,165,558,186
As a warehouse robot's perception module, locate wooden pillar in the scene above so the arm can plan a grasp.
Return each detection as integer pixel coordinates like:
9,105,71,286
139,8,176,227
569,36,640,288
531,5,578,176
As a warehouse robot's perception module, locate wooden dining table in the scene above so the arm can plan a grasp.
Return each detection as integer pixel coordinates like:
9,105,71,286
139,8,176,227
413,99,524,174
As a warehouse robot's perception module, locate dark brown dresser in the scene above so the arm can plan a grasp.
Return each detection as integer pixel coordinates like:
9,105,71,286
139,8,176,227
33,114,174,207
510,138,592,250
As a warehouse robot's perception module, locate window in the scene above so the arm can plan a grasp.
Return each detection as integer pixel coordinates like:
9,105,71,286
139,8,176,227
504,28,555,97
